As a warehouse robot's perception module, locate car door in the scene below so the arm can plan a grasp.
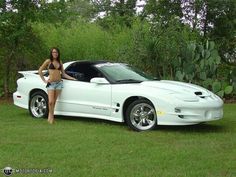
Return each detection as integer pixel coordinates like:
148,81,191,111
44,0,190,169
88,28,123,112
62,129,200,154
55,62,112,116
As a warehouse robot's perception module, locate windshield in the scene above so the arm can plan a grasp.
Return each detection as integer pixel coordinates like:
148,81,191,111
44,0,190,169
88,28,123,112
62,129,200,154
95,63,155,83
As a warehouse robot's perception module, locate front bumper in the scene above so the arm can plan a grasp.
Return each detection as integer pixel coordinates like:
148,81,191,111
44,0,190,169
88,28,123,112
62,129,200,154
156,97,224,125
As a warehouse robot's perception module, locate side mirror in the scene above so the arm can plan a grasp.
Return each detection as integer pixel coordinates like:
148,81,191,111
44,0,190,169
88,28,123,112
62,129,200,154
90,77,109,84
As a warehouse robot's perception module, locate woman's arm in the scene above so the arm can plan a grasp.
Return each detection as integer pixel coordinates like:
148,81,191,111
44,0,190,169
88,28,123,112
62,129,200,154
38,59,50,83
60,61,77,80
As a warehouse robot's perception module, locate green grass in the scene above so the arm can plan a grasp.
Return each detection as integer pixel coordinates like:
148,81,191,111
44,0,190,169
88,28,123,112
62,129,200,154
0,102,236,177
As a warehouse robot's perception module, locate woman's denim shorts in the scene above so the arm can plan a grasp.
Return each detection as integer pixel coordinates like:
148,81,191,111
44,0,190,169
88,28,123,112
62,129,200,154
46,80,63,90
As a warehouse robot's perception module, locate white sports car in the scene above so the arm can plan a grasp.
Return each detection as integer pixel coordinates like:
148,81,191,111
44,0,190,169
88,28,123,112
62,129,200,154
13,60,223,131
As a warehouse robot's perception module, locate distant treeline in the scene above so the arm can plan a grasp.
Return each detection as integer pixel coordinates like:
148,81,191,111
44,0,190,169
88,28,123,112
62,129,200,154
0,0,235,98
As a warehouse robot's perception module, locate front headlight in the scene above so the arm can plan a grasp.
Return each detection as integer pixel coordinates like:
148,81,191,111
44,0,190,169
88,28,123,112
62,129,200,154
206,90,222,100
170,93,199,102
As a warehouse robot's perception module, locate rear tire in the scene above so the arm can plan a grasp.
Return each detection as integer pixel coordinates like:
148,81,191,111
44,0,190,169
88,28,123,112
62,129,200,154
125,99,157,131
29,91,48,118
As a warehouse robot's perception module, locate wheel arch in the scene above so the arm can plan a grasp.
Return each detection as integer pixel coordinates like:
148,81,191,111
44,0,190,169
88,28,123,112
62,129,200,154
29,89,47,102
122,96,155,122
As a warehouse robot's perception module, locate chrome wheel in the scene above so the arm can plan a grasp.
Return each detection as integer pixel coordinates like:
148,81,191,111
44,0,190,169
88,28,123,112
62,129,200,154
130,103,156,131
30,95,47,118
125,98,157,131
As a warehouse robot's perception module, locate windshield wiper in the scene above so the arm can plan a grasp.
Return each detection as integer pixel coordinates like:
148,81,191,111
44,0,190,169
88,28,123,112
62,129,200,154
153,77,159,80
115,79,143,83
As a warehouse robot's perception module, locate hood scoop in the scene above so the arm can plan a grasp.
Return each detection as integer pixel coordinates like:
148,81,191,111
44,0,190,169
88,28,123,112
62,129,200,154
141,80,211,98
194,91,210,98
195,91,202,95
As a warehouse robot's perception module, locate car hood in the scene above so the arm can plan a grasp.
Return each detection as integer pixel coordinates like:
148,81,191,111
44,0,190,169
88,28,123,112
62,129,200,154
141,80,211,96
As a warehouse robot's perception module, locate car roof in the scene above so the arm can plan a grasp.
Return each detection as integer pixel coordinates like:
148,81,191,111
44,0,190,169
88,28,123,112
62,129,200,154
74,60,111,65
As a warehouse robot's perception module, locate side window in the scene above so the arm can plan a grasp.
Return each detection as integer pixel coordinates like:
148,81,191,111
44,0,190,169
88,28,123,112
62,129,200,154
65,63,103,82
64,63,81,80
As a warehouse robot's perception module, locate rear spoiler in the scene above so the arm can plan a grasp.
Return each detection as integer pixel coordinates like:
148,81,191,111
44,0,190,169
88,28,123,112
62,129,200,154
17,61,74,77
18,70,47,77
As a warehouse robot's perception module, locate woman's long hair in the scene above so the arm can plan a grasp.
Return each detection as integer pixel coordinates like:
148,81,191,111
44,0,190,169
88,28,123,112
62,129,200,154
49,47,60,62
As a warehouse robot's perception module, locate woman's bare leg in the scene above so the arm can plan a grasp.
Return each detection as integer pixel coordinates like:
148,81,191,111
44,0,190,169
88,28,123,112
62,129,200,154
47,90,55,123
51,89,61,123
54,90,61,102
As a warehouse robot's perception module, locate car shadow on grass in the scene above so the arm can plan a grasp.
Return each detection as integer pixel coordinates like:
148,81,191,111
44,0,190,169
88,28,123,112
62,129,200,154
55,115,226,133
20,112,227,133
156,123,226,133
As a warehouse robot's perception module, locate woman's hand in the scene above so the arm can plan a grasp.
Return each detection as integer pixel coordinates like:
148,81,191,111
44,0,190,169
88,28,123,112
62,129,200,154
44,79,50,84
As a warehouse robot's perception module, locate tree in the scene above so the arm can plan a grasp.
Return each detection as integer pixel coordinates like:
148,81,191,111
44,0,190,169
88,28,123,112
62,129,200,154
143,0,236,63
0,0,69,97
92,0,137,28
0,0,37,97
205,0,236,63
66,0,96,21
180,0,236,63
143,0,183,27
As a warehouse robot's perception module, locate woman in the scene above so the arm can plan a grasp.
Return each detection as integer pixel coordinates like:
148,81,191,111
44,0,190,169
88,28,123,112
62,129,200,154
38,47,76,124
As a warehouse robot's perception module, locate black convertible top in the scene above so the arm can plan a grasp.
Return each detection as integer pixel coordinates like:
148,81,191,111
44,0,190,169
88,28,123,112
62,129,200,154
74,60,111,65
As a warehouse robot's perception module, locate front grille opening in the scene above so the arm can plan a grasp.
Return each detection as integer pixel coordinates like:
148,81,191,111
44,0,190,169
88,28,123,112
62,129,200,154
175,108,181,113
175,108,184,118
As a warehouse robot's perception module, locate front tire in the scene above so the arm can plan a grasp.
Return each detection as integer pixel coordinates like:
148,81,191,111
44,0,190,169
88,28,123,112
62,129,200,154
29,91,48,118
125,99,157,131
